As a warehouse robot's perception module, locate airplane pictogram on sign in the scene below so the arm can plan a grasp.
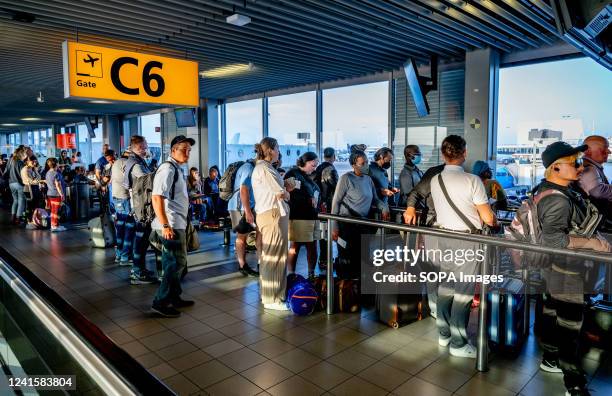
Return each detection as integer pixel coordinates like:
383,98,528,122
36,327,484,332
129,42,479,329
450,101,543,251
76,50,103,78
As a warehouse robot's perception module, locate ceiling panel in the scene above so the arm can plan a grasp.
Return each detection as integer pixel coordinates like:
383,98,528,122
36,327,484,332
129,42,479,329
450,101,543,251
0,0,559,131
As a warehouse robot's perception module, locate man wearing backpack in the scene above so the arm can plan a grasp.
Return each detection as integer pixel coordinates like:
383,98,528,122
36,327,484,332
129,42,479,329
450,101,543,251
535,141,611,396
314,147,338,271
226,158,259,277
111,150,133,265
430,135,497,359
123,135,157,285
150,135,195,317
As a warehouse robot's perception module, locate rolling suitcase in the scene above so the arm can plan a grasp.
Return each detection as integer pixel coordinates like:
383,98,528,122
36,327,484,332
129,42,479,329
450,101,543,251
88,213,116,248
487,278,528,350
376,291,426,329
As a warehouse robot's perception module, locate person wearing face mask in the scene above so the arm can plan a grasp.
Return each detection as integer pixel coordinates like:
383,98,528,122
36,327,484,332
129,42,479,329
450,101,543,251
368,147,400,206
8,146,28,225
123,136,157,285
284,152,321,280
21,156,43,223
399,145,424,207
331,149,390,279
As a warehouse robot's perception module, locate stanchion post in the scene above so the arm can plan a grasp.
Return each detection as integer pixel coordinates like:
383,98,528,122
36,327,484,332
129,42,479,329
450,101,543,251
476,243,489,372
326,220,334,315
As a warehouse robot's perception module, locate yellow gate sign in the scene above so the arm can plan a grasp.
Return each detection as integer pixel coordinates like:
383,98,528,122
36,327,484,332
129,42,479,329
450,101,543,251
62,41,199,106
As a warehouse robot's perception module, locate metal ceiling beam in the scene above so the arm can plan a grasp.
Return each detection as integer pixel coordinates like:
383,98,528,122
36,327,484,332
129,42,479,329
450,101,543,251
366,0,513,52
259,0,460,55
438,0,541,47
211,0,429,57
499,0,558,35
471,0,555,44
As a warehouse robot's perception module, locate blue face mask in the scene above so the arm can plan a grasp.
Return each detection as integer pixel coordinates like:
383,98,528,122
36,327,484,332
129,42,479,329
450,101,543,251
412,155,422,165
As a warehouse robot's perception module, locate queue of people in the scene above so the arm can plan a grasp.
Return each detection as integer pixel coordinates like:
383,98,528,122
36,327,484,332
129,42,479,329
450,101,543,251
3,132,610,396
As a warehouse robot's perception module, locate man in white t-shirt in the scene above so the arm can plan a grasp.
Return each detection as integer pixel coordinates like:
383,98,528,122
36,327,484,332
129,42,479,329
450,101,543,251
430,135,497,359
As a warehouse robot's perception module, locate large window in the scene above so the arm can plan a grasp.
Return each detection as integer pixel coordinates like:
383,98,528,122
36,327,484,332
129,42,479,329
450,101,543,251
323,81,389,176
497,57,612,188
140,113,162,164
392,68,465,187
226,99,262,164
269,91,316,171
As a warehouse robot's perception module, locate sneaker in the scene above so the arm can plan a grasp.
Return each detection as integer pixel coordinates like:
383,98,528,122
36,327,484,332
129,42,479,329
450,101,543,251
151,303,181,318
130,272,158,285
449,343,477,359
264,302,289,311
565,386,591,396
51,226,66,232
171,298,195,308
119,260,131,267
540,358,563,374
25,223,37,230
438,336,451,347
239,265,259,277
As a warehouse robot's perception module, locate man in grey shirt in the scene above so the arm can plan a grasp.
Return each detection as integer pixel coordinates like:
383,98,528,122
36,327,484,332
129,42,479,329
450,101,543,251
123,135,157,285
151,135,195,318
111,151,133,265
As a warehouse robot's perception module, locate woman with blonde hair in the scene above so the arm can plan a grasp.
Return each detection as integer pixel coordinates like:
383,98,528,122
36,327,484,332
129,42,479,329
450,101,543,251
251,137,292,310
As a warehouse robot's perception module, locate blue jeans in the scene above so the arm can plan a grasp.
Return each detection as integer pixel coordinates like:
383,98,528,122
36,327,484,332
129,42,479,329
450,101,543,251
9,183,25,218
132,221,151,276
113,198,134,262
152,229,187,305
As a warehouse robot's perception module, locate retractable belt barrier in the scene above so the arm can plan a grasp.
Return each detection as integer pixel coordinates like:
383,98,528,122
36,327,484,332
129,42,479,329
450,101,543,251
318,213,612,372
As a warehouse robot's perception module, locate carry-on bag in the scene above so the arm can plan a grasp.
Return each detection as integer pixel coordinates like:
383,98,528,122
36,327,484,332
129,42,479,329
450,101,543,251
88,213,116,248
487,278,528,350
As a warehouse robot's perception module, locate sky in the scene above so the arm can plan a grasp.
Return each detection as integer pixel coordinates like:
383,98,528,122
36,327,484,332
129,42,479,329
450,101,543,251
497,57,612,145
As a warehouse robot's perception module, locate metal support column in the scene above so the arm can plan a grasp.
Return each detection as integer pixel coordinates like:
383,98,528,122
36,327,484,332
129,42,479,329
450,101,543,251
316,86,323,159
326,219,334,315
476,244,489,372
262,96,269,138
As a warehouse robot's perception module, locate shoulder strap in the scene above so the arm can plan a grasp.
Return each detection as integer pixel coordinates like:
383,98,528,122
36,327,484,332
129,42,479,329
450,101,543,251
436,174,479,233
162,161,180,200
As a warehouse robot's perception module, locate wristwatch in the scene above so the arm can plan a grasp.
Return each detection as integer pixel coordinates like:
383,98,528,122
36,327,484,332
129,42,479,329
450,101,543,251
162,223,171,229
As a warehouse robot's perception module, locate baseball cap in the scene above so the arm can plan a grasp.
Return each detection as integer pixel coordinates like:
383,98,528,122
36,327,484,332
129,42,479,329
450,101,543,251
542,141,587,168
170,135,195,148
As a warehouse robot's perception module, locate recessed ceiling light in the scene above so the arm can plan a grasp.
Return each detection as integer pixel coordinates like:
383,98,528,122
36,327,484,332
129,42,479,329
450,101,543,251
53,108,81,113
1,123,19,126
200,63,255,78
90,100,112,104
21,117,42,121
226,14,251,26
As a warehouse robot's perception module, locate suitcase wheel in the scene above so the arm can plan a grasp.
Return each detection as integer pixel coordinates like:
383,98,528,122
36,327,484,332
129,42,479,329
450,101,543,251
390,321,399,329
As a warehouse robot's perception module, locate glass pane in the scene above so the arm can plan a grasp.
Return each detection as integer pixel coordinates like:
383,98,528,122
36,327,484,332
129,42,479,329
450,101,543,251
269,91,316,171
225,99,262,165
392,67,465,189
322,81,389,176
497,57,612,189
91,122,103,164
140,113,162,163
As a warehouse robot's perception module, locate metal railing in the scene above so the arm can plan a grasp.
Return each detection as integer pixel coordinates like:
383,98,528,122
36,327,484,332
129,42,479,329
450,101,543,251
319,213,612,372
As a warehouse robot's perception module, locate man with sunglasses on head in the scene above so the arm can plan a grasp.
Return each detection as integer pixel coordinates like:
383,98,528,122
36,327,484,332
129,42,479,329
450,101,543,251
536,141,611,396
576,135,612,231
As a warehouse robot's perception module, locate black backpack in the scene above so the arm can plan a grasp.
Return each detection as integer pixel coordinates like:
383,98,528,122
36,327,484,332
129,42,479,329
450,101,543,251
219,160,253,201
131,161,179,224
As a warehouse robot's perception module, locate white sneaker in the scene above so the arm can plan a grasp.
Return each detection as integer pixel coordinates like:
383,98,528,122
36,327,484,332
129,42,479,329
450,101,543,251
438,336,451,347
264,302,289,311
51,226,66,232
450,343,477,359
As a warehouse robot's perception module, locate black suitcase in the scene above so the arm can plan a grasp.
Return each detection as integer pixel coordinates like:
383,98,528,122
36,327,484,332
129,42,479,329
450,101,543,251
88,213,116,248
376,292,426,328
487,278,528,350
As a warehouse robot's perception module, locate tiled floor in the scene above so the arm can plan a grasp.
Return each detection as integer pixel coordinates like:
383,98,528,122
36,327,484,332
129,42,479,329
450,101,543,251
1,215,610,396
